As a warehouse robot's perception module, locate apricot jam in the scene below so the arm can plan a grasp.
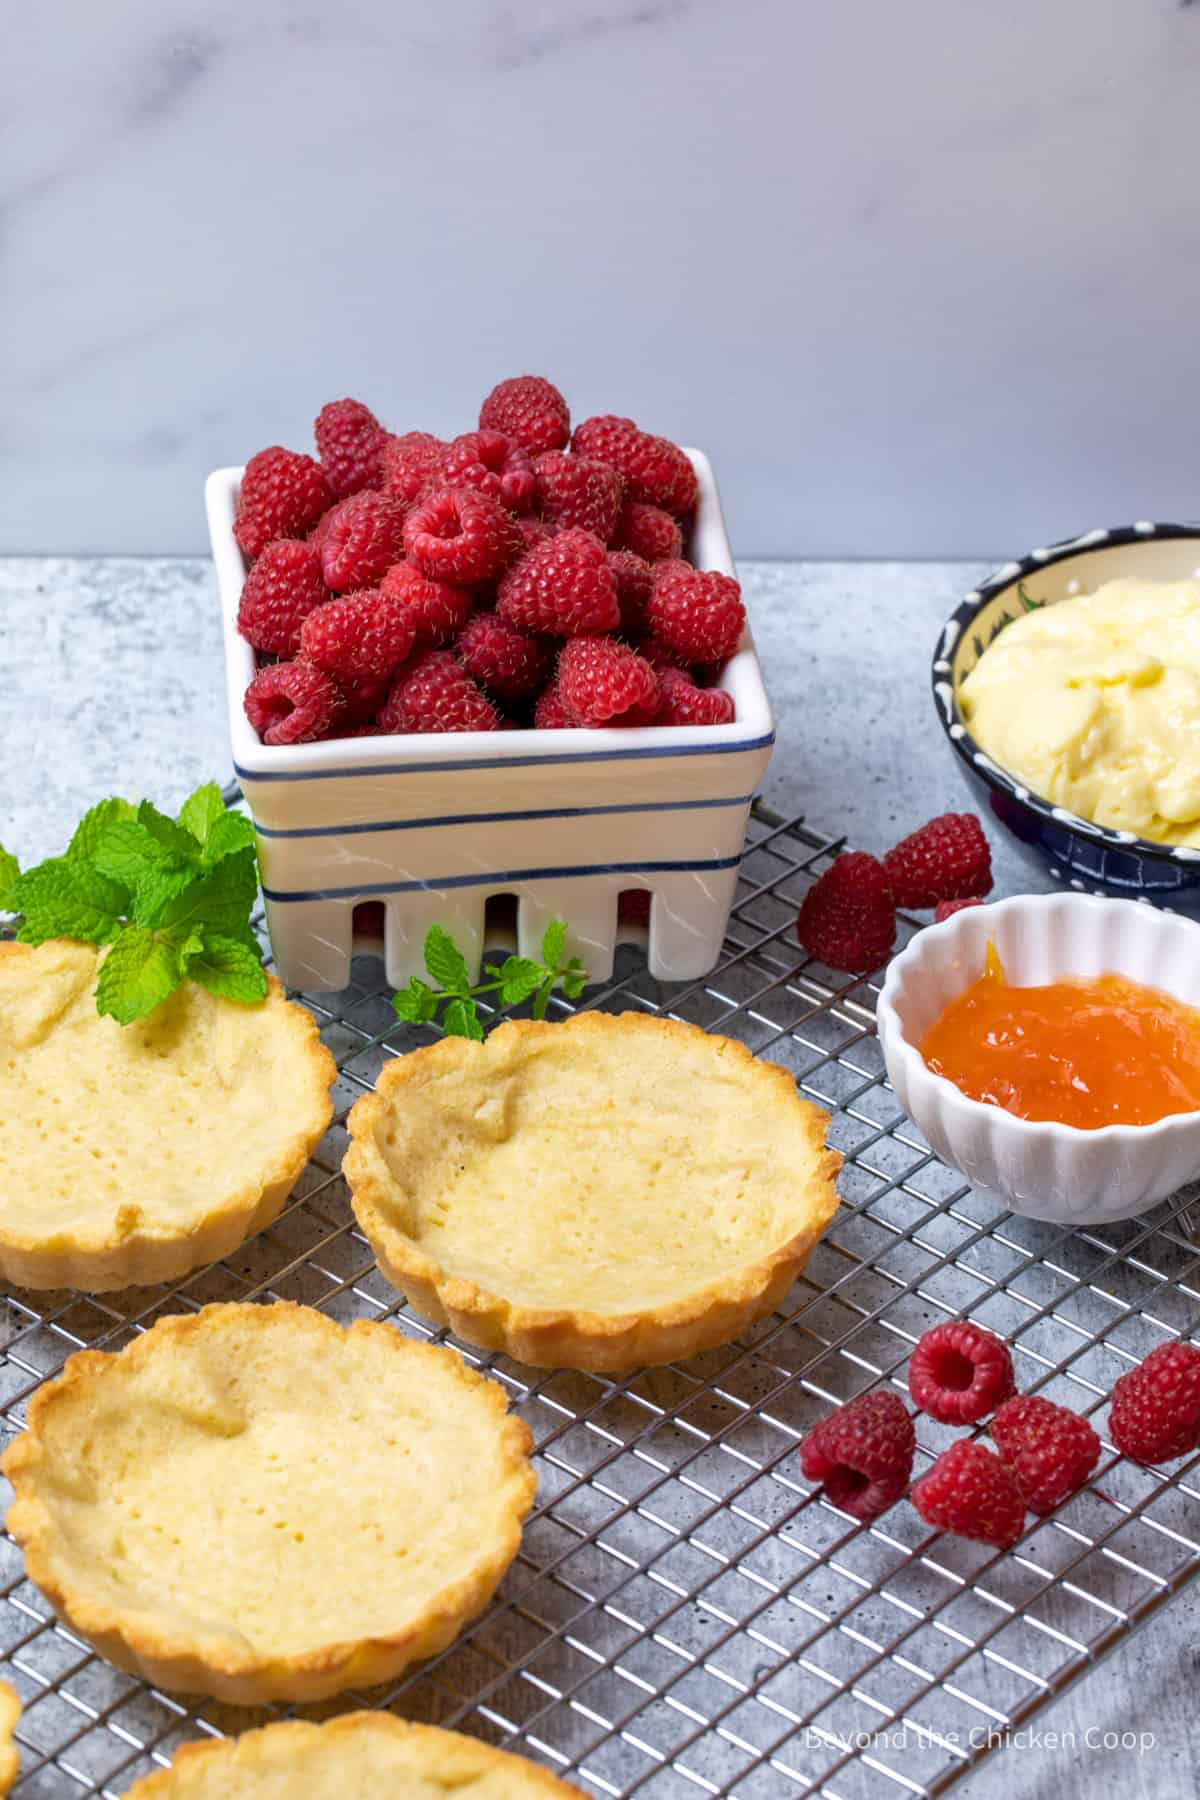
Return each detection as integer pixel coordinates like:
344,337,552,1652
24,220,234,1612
919,944,1200,1128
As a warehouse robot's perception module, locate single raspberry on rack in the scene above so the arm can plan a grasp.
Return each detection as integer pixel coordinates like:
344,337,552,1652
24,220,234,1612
244,660,342,746
379,431,447,505
379,649,500,734
440,430,536,514
798,1390,915,1522
403,486,522,584
883,814,993,910
795,853,896,973
299,588,416,684
234,446,332,558
935,897,984,923
558,637,660,727
990,1395,1101,1513
911,1440,1026,1549
497,528,620,637
645,561,745,665
606,548,653,635
319,491,409,592
534,451,624,542
908,1321,1016,1424
314,397,387,498
479,374,570,455
236,538,330,656
455,610,551,702
572,414,698,516
1108,1340,1200,1464
656,666,735,726
614,499,684,562
380,561,476,646
532,682,579,729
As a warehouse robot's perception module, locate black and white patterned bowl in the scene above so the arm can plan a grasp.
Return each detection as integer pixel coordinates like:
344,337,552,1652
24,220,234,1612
932,523,1200,912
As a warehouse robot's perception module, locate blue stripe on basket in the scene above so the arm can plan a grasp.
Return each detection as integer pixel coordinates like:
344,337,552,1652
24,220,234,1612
235,731,774,783
254,793,756,839
262,853,744,903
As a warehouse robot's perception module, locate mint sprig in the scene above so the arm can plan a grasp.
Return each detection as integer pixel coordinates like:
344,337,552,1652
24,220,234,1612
393,919,588,1039
0,782,267,1025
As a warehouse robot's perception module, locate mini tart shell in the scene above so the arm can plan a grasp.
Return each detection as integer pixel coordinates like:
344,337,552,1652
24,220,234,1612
123,1713,580,1796
0,1681,18,1797
0,945,335,1292
345,1012,842,1373
3,1302,536,1705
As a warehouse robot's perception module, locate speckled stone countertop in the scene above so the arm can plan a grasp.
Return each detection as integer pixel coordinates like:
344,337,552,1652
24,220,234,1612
0,557,1188,1800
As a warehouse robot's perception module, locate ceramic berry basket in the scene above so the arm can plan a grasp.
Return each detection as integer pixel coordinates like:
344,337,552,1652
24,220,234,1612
206,452,775,992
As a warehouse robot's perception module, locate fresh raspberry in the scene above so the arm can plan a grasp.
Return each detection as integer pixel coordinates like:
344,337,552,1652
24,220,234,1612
883,814,994,910
379,560,475,646
244,660,342,746
379,431,447,506
614,499,683,562
799,1391,915,1522
795,852,896,973
606,549,653,635
379,649,500,734
532,683,579,729
908,1321,1016,1424
497,528,620,637
935,897,984,923
656,665,735,726
639,637,690,675
455,610,551,702
403,486,522,584
440,430,535,514
645,561,745,665
572,415,698,516
990,1395,1101,1512
234,447,332,559
911,1441,1026,1549
534,451,623,542
479,374,570,456
236,538,329,656
1108,1341,1200,1464
557,637,659,728
340,675,391,727
318,491,409,592
299,588,416,684
517,514,556,552
314,397,387,499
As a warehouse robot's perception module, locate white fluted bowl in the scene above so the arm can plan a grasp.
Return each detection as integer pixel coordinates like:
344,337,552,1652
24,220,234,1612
877,895,1200,1224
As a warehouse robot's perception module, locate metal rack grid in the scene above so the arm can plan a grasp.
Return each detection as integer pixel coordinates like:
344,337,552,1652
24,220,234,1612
1,799,1199,1798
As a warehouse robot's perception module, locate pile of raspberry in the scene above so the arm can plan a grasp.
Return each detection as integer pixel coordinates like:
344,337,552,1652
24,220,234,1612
800,1322,1200,1549
233,375,745,744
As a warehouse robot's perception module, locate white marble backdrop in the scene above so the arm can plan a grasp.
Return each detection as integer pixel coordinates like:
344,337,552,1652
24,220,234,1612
4,0,1199,557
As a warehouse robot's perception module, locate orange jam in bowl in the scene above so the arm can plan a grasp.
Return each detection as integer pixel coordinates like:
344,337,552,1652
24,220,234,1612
919,944,1200,1129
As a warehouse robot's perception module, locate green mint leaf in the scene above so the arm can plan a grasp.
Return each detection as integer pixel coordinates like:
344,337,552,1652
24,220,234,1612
12,857,125,946
1017,579,1045,613
177,782,227,849
540,918,567,970
0,845,19,912
202,808,256,865
442,996,484,1040
143,848,258,936
495,955,545,1005
94,926,183,1024
67,797,135,864
91,817,181,891
424,923,471,995
183,928,267,1005
531,975,555,1021
561,959,588,1001
393,976,439,1025
137,799,202,864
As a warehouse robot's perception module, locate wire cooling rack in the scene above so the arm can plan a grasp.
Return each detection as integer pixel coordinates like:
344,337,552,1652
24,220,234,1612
2,799,1199,1799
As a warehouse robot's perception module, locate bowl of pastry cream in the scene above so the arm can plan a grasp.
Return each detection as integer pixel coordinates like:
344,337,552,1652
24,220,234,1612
932,523,1200,910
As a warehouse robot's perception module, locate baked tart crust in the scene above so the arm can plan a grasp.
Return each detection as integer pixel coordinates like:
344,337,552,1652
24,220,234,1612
0,1681,18,1797
345,1012,842,1372
3,1302,535,1704
0,940,335,1292
123,1713,580,1796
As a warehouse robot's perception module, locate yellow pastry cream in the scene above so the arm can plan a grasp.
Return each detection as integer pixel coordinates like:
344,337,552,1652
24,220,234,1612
959,576,1200,845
